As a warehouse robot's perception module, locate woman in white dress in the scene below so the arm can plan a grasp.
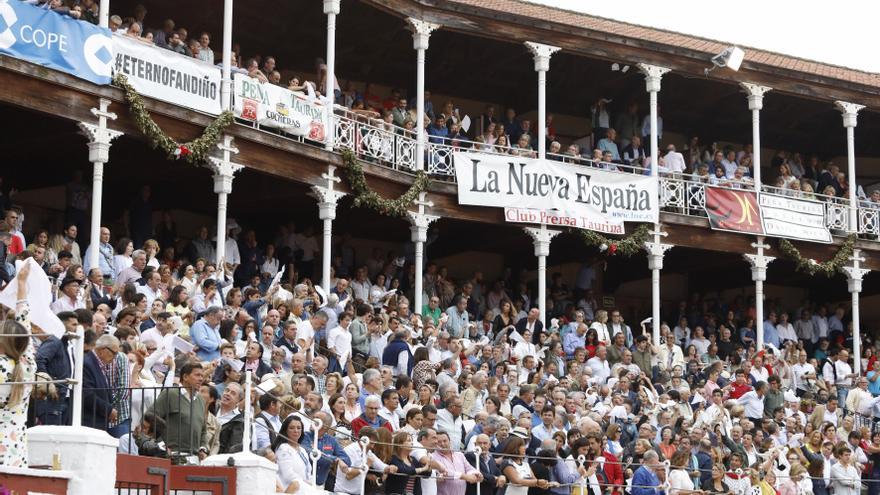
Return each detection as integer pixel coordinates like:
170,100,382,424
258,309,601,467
0,264,39,467
273,415,313,494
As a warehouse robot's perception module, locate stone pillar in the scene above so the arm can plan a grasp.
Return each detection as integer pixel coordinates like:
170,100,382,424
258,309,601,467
835,101,864,233
644,228,672,347
206,137,244,269
740,83,771,189
743,237,775,348
311,166,346,293
842,249,870,375
524,225,561,323
78,98,122,274
323,0,341,151
408,192,439,315
202,453,278,495
28,425,117,495
406,18,440,172
524,41,560,159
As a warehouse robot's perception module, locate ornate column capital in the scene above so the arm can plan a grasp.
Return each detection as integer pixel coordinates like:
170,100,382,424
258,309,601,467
637,63,671,93
740,82,771,111
524,41,561,72
524,226,561,257
206,136,243,194
406,18,441,51
312,165,345,220
78,123,123,163
835,100,865,128
842,249,870,293
323,0,340,15
407,193,439,242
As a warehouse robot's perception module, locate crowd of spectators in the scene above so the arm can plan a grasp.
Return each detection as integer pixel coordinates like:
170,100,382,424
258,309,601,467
4,3,880,494
1,183,879,495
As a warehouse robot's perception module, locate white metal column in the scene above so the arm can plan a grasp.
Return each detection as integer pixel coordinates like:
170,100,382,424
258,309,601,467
323,0,340,151
524,225,561,323
312,167,345,293
744,237,774,348
78,99,122,273
208,138,243,269
409,192,439,315
406,18,440,172
835,101,864,233
524,42,560,159
638,63,671,347
220,0,234,111
843,249,870,375
99,0,109,27
740,83,771,190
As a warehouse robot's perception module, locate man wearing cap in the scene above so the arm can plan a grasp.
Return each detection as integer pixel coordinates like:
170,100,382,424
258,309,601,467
51,277,85,313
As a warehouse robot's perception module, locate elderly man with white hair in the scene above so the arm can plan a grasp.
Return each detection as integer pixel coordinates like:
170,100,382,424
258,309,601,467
461,370,488,417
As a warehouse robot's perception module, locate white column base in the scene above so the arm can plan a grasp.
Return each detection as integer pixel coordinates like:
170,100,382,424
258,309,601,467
27,425,117,495
202,452,278,495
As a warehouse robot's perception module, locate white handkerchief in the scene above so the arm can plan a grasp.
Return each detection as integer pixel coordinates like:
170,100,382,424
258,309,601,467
0,258,65,337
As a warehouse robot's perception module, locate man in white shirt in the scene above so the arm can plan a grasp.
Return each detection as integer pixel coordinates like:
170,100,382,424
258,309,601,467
825,349,857,406
661,145,686,174
378,389,401,431
298,311,328,360
736,381,767,424
51,277,85,313
327,312,353,370
216,383,242,426
791,349,817,397
350,267,372,303
586,346,611,385
253,394,282,454
720,150,738,178
136,270,162,308
812,306,830,343
435,396,465,451
335,428,394,495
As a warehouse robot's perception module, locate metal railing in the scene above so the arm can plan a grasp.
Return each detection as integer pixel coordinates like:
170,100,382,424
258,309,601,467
84,386,202,460
229,101,880,239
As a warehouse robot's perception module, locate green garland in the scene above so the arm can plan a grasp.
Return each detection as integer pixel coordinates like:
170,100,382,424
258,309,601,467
778,234,856,277
579,224,652,257
113,73,234,164
341,149,431,218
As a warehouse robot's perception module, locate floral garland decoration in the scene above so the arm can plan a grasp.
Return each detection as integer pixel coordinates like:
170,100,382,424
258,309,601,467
112,73,234,164
778,234,856,277
341,149,431,218
578,224,653,257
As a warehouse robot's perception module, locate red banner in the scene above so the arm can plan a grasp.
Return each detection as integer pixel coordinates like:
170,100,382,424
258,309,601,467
704,187,765,234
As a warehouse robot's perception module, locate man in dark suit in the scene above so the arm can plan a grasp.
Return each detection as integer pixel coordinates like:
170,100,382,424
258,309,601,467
516,307,545,345
87,268,116,309
82,335,119,431
35,311,78,425
465,434,503,495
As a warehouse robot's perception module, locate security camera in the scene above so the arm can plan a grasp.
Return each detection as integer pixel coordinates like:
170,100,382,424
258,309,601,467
705,46,745,76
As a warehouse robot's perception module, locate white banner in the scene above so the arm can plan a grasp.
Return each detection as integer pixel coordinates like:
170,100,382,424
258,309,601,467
504,207,625,234
454,152,658,224
113,34,222,115
233,74,327,141
759,192,832,243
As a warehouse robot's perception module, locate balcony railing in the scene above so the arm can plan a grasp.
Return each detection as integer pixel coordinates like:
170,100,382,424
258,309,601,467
236,105,880,240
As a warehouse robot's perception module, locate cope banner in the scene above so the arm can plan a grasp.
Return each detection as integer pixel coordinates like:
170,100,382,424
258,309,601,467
113,34,222,115
232,73,327,141
453,152,658,225
0,0,112,84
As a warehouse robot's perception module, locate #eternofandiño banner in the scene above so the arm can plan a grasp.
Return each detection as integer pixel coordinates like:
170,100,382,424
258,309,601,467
453,152,658,224
233,73,327,141
113,34,222,115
